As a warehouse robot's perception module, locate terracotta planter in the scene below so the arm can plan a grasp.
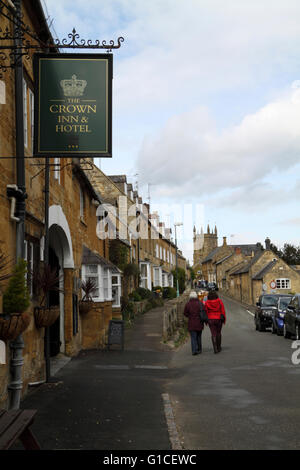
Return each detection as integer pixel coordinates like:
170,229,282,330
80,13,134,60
79,301,94,315
0,312,31,341
34,306,60,329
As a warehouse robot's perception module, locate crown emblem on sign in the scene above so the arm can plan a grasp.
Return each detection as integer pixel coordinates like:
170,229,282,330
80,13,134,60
60,75,87,97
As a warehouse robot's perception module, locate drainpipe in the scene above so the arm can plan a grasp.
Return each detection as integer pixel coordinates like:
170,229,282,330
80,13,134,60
43,156,52,383
8,0,27,411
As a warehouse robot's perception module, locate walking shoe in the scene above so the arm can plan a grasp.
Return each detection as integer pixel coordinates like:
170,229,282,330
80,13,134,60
212,336,219,354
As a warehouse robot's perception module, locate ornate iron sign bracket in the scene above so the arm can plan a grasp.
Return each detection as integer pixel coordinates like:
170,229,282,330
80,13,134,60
0,0,124,78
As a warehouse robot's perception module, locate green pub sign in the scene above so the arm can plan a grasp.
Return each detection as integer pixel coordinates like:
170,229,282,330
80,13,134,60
34,53,113,158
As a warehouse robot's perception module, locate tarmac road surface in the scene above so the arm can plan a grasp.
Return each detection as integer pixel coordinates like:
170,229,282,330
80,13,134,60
15,296,300,450
167,294,300,450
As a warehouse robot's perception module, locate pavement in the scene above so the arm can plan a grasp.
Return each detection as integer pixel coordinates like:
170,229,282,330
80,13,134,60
13,305,181,451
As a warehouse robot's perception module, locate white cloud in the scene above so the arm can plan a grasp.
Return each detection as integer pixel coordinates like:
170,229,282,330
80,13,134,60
137,87,300,198
45,0,300,117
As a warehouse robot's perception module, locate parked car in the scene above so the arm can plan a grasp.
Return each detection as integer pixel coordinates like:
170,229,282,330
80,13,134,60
198,280,207,289
207,282,218,291
283,295,300,340
270,295,293,335
255,294,283,332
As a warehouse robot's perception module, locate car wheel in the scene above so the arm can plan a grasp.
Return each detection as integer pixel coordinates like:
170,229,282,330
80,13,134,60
258,319,265,332
284,323,291,339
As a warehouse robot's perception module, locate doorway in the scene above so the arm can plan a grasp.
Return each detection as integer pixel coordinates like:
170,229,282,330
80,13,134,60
49,246,61,357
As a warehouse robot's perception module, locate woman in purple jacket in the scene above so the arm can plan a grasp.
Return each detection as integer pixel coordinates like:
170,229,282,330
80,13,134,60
184,291,207,355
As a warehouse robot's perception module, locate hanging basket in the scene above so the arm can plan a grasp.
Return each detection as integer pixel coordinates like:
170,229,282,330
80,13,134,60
34,306,60,329
0,312,31,341
79,300,94,315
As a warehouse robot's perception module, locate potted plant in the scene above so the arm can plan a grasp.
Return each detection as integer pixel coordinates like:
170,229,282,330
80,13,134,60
0,258,31,341
79,278,96,315
33,264,63,329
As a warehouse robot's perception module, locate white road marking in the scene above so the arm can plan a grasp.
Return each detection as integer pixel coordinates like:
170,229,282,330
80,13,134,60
134,365,168,370
162,393,183,450
246,310,255,317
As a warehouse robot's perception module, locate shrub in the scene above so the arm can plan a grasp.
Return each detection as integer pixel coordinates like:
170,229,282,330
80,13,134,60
122,301,134,323
3,259,30,315
135,287,153,300
163,287,177,299
129,291,142,302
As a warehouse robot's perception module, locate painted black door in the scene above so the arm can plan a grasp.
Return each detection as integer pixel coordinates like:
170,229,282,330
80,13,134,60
49,247,61,357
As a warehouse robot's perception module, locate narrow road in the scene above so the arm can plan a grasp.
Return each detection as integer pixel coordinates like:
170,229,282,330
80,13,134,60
167,295,300,450
17,295,300,450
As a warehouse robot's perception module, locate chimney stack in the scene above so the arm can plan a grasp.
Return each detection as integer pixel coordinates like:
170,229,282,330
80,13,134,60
265,238,271,250
223,236,227,246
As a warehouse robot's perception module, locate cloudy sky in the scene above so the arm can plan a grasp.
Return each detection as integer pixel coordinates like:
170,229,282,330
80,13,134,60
43,0,300,263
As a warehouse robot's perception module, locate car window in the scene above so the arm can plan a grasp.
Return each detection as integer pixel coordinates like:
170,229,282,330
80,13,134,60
278,297,292,310
261,295,278,307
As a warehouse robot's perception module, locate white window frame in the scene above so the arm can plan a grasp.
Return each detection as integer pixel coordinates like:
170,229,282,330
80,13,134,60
155,244,159,258
140,262,151,290
154,267,162,287
162,273,168,287
82,264,101,301
54,157,60,183
82,265,114,302
103,267,112,301
160,246,163,259
276,278,291,290
112,274,122,308
163,248,166,261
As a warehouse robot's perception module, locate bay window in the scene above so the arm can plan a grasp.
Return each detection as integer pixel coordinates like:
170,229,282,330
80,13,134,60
112,274,122,308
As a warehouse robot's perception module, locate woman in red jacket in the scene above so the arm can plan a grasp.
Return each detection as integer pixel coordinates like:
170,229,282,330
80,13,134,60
184,291,207,355
205,291,226,354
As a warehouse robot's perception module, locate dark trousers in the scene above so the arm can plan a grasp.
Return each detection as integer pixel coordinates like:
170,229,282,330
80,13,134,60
190,330,203,354
208,320,223,337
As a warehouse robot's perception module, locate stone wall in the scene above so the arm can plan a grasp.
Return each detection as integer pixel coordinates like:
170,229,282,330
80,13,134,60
162,293,189,341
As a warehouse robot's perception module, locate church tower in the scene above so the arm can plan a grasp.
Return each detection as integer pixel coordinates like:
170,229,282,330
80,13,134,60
193,224,218,276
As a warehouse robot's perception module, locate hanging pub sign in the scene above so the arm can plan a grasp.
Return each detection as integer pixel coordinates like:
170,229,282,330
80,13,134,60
33,53,113,158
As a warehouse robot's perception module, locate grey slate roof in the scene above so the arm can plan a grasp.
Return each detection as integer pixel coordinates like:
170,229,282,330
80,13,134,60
252,260,278,280
108,175,127,183
82,246,121,273
230,250,264,275
201,247,222,263
202,244,261,265
216,254,233,265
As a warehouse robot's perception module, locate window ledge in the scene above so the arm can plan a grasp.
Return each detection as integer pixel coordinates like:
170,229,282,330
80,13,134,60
80,218,87,227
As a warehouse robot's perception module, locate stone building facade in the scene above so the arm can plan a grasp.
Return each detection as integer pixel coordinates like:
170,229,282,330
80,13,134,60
87,169,186,291
228,240,300,305
0,1,120,408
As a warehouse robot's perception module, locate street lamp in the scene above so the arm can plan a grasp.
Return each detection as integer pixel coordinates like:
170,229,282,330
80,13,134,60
174,222,183,298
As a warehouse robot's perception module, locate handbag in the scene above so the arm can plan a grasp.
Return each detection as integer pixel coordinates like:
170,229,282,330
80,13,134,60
220,314,225,323
198,301,208,323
